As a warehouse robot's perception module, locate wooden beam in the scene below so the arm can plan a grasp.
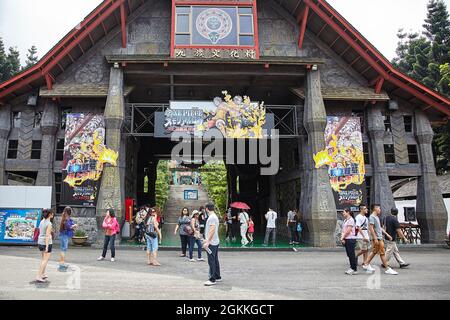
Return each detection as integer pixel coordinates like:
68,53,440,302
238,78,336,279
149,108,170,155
297,6,309,49
304,0,389,79
374,77,385,94
120,2,127,48
45,73,53,90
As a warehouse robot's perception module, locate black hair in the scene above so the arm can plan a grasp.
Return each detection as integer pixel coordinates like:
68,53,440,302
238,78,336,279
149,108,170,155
42,208,54,219
344,208,354,219
107,209,115,218
391,207,399,215
205,203,215,211
370,204,381,212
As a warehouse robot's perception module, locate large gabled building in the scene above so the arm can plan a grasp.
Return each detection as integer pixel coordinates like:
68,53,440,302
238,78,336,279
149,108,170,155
0,0,449,246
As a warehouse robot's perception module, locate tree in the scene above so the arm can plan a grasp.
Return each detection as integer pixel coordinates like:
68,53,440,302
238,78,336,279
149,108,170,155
24,45,38,69
155,160,170,210
200,161,228,215
0,38,21,82
0,38,6,81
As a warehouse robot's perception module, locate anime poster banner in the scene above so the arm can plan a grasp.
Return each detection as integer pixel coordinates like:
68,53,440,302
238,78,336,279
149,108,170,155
0,208,42,244
61,113,118,207
161,91,267,139
314,117,366,211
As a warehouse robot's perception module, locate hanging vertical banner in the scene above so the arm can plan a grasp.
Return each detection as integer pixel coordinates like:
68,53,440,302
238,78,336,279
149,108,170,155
314,117,366,211
61,114,118,207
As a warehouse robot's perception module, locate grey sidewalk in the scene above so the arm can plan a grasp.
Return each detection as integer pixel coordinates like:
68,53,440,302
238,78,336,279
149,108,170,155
0,246,449,300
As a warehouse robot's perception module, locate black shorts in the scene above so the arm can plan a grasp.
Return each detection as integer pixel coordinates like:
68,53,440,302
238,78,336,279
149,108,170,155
38,244,53,253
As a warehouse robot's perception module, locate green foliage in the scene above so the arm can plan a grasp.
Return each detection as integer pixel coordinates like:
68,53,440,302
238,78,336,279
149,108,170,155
74,229,86,237
0,38,21,82
393,0,450,174
155,160,170,210
24,45,38,69
200,161,227,215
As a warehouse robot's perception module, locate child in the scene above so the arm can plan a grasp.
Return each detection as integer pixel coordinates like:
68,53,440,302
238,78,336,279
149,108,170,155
247,216,254,244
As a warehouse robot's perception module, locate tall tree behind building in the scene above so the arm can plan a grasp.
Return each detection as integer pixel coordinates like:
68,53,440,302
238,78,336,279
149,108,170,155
0,37,21,82
24,45,38,69
393,0,450,174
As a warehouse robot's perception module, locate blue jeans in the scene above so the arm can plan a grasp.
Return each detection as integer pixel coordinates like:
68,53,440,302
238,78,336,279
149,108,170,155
60,234,70,252
207,244,221,282
188,236,202,259
102,234,116,258
344,238,357,271
145,235,159,253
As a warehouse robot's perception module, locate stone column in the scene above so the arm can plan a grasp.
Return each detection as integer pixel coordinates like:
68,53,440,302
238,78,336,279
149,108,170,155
303,68,337,247
96,66,126,240
415,110,447,243
367,104,395,215
0,105,11,185
36,101,59,199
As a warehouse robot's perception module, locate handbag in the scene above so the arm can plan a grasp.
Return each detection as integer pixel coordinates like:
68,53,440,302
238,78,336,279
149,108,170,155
33,228,40,242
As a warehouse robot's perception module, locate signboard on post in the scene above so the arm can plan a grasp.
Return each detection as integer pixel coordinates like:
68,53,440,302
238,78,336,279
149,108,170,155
314,117,366,211
0,208,42,244
61,113,118,207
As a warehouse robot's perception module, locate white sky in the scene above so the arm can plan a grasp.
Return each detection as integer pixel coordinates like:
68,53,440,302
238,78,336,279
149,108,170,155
0,0,449,64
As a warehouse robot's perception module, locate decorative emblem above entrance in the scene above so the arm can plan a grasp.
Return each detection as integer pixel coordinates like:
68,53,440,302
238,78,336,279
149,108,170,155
196,8,233,45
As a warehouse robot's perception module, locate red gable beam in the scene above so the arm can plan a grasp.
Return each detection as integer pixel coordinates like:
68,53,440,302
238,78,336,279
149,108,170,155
297,6,309,49
120,2,127,48
44,74,53,91
304,0,390,80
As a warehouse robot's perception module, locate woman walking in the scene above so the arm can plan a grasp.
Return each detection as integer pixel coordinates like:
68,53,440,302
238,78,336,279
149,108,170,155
188,210,204,262
341,208,358,275
296,210,303,244
174,207,191,257
36,209,54,283
247,215,254,244
97,209,120,262
145,208,162,266
58,206,77,271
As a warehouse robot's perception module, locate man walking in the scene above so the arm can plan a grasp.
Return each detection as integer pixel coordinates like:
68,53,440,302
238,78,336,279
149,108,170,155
383,208,410,268
238,210,250,246
362,204,398,275
203,203,222,286
287,208,298,245
263,208,278,246
355,205,369,265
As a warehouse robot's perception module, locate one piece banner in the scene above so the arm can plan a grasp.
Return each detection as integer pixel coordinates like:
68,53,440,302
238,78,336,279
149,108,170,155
0,208,42,244
61,113,118,207
155,92,272,139
314,117,366,211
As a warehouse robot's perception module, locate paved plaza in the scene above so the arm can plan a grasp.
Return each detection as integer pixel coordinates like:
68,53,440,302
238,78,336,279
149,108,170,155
0,246,449,300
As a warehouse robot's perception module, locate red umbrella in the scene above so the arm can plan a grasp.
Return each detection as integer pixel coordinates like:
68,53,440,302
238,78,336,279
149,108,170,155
230,202,251,210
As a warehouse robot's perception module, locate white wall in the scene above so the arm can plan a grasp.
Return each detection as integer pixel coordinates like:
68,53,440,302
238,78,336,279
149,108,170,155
0,186,52,209
395,199,450,234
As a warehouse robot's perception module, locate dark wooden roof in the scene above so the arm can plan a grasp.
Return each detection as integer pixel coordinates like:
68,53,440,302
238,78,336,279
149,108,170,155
393,174,450,198
0,0,449,121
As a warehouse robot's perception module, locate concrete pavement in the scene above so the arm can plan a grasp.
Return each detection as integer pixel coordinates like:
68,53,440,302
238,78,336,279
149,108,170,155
0,246,449,300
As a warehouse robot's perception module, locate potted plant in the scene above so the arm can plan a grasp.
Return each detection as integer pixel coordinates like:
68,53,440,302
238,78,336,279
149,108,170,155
72,229,88,246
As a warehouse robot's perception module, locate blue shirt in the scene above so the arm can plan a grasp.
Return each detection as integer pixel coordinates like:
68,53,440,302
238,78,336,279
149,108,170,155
60,219,75,238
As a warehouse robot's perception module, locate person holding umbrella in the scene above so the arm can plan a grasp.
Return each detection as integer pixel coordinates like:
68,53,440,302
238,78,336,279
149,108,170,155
230,202,251,246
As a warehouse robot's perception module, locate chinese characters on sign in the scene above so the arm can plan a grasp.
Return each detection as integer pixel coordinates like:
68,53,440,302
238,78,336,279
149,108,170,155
174,48,257,60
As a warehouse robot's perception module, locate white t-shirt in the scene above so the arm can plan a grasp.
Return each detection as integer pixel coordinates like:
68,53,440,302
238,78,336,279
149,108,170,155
205,213,220,246
355,214,369,239
265,210,277,228
239,212,249,227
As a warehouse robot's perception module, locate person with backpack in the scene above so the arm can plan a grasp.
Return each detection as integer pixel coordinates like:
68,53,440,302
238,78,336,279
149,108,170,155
134,206,148,244
355,205,370,265
341,208,358,275
296,210,303,244
36,209,54,283
145,208,162,266
238,210,250,246
188,210,204,262
174,207,191,257
58,206,77,272
97,209,120,262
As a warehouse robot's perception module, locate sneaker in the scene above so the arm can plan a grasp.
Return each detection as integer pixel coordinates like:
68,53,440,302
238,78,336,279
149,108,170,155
292,247,298,252
189,258,195,262
197,258,205,262
215,278,222,282
204,280,216,286
289,242,294,245
385,267,398,275
362,264,375,272
111,258,115,262
97,256,105,261
400,263,410,268
345,269,357,275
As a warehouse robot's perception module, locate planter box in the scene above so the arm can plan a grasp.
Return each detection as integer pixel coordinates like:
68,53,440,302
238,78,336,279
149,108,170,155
72,236,88,246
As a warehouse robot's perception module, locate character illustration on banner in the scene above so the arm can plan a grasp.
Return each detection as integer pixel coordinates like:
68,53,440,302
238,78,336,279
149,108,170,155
197,91,266,138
